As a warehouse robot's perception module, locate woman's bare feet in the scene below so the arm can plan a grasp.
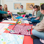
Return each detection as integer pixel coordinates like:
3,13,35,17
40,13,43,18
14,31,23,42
40,39,44,44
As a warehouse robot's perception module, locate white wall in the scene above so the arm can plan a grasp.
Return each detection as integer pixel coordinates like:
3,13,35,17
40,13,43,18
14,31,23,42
0,0,1,4
1,0,44,14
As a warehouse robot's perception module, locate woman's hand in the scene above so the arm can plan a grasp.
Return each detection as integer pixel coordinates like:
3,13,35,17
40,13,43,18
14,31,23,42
29,17,32,18
35,17,40,20
32,16,36,18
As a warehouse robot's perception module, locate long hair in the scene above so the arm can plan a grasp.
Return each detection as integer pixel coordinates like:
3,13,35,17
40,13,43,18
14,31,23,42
33,5,40,14
33,5,40,11
4,4,8,12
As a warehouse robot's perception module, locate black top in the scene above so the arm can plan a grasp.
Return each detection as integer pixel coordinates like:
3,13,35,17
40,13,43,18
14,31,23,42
0,13,3,21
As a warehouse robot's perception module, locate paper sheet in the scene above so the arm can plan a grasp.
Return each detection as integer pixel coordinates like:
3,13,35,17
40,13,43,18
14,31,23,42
2,20,16,23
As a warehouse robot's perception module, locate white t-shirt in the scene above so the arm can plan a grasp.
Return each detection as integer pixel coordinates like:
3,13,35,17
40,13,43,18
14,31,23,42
19,8,24,12
43,16,44,19
32,9,36,16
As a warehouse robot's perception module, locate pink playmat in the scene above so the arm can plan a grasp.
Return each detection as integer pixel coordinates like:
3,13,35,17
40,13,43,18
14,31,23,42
10,24,32,36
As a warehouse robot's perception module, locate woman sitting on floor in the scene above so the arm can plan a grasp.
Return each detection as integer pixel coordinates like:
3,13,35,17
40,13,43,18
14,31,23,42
31,19,44,43
31,4,44,23
25,4,34,18
2,4,11,19
31,4,44,44
0,5,11,21
27,5,40,21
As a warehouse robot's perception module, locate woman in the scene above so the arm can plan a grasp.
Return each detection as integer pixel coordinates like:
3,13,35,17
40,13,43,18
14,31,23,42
2,4,8,12
0,5,10,21
2,4,11,19
31,4,44,43
28,5,40,21
31,19,44,43
29,4,34,16
33,5,40,16
31,4,44,23
25,5,34,18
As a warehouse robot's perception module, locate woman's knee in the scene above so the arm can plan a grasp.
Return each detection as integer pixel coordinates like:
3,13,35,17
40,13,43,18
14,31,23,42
31,19,34,22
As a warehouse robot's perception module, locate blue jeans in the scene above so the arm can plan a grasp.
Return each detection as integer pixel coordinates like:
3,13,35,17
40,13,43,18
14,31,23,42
31,19,40,23
32,29,44,40
25,15,29,18
7,15,11,19
27,17,36,21
29,13,35,17
4,18,8,20
29,13,32,16
25,14,32,18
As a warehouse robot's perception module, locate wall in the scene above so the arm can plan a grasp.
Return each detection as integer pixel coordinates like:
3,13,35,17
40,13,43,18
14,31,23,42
0,0,1,4
1,0,44,14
